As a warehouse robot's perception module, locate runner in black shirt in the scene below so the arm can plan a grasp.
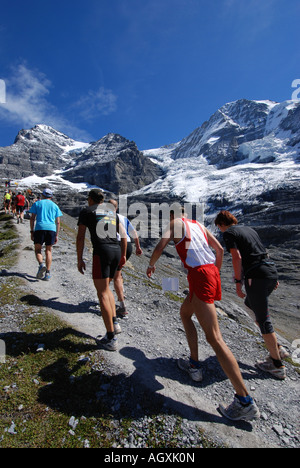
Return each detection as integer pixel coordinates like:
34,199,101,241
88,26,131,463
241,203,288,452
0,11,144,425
215,211,286,380
77,189,127,351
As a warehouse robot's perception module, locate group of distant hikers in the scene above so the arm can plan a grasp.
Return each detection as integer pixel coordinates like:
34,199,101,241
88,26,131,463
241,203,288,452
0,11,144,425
12,187,289,422
3,188,39,224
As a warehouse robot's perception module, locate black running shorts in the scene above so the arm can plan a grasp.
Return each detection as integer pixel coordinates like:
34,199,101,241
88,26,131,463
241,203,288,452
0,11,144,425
16,205,25,214
34,230,56,246
244,278,277,334
92,244,121,280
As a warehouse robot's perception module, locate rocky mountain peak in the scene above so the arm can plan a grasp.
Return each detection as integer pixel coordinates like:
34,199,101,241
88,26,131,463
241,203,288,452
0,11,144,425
70,133,138,167
14,124,75,148
63,133,162,194
171,99,300,168
0,126,162,194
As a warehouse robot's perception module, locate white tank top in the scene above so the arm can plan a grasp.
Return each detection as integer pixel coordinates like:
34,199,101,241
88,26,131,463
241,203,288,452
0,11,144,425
175,218,216,269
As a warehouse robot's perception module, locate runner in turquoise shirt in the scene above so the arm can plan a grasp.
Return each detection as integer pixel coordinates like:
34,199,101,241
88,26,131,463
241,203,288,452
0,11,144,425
29,198,63,232
29,188,63,281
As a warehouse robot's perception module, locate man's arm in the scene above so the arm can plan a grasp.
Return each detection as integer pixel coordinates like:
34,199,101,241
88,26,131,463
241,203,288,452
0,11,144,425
205,228,224,271
146,220,178,277
118,222,128,269
76,224,87,274
127,220,143,256
30,214,36,241
230,248,246,299
55,217,61,244
133,234,143,256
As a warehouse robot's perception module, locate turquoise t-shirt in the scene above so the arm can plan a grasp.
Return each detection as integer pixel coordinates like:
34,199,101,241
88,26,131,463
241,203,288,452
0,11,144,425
29,200,63,232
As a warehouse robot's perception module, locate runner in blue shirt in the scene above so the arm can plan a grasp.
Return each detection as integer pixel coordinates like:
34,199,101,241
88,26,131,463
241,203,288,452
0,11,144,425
29,188,63,281
109,198,143,319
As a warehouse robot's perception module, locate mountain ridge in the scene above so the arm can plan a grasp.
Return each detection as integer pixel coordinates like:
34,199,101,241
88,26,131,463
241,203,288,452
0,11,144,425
1,98,299,230
0,126,162,194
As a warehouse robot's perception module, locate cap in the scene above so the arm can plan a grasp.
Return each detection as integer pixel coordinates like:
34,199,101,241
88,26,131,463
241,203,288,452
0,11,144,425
43,188,53,198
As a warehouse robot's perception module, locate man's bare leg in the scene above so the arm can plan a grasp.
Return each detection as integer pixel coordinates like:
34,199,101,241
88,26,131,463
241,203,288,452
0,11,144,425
181,294,248,397
93,278,115,334
45,245,53,272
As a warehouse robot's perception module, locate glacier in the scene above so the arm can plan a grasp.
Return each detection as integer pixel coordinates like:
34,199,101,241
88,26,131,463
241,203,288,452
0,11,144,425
135,99,300,221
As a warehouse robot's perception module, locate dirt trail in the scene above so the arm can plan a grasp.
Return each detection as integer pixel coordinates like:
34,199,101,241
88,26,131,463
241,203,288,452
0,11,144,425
12,218,300,448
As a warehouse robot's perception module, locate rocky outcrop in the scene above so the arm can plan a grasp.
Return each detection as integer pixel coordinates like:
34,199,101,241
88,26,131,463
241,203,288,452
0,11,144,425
0,125,79,178
0,127,162,194
62,134,162,194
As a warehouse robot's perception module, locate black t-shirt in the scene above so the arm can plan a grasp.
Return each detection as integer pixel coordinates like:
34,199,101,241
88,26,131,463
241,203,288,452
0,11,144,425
223,225,278,279
78,203,120,254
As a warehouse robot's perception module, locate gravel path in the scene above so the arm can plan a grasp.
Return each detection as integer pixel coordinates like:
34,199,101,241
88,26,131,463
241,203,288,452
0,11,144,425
2,215,299,448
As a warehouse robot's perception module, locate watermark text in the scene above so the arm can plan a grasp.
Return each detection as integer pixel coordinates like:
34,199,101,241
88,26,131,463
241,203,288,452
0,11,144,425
119,197,205,239
291,79,300,101
0,79,6,104
94,198,206,240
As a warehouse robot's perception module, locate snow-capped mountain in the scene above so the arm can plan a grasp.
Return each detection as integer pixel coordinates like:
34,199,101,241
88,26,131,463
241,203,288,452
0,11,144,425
172,99,300,165
0,124,91,178
139,99,300,226
1,99,299,230
62,133,162,193
0,125,161,194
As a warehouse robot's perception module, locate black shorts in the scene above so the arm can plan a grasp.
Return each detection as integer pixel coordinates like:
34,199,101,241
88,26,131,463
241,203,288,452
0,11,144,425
93,244,121,280
16,205,24,213
34,230,56,246
244,278,277,334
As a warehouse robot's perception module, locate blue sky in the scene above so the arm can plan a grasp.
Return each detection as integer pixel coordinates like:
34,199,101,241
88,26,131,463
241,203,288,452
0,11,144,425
0,0,299,150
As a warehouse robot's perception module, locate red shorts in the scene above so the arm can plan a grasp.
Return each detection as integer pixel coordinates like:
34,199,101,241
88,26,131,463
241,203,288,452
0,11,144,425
187,264,222,304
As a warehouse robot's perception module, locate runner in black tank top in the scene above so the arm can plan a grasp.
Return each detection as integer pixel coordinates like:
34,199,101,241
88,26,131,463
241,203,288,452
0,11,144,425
77,190,127,351
215,210,286,380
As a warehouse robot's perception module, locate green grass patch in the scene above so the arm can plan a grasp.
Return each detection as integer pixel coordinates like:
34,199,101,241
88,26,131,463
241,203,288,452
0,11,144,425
0,307,116,447
0,214,19,269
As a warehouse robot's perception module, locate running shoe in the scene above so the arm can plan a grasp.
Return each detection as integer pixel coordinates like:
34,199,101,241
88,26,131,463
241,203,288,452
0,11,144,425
256,356,286,380
114,320,122,335
117,306,128,319
177,358,203,382
96,334,118,351
36,264,46,279
219,396,260,422
44,272,51,281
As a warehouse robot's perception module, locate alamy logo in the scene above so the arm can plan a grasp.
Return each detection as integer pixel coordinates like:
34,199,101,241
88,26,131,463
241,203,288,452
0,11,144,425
0,79,6,104
0,339,6,363
291,79,300,101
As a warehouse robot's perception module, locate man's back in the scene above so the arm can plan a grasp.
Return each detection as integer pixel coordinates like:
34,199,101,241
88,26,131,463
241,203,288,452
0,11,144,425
175,218,216,269
29,199,62,232
16,194,25,206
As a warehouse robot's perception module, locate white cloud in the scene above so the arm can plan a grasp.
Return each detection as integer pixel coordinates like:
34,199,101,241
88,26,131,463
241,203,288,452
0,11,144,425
0,63,117,141
73,87,118,120
0,64,54,126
